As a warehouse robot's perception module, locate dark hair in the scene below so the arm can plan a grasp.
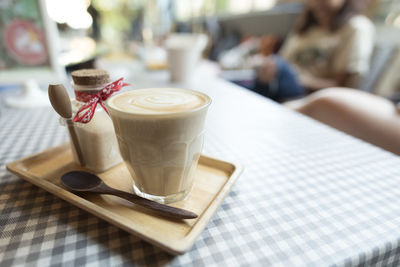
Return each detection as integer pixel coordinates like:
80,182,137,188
296,0,367,34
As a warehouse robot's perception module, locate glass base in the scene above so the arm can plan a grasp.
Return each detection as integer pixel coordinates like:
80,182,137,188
132,184,192,204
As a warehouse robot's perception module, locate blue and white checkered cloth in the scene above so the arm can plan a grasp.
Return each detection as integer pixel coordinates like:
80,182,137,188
2,75,400,266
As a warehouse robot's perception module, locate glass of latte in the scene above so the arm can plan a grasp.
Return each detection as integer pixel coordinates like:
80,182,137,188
106,88,211,204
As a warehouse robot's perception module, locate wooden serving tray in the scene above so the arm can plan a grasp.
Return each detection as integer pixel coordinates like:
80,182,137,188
6,144,243,255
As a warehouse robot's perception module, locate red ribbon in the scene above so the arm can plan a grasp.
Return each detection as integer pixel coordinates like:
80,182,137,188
73,78,129,123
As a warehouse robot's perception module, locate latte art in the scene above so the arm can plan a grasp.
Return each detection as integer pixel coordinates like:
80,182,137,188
108,88,208,114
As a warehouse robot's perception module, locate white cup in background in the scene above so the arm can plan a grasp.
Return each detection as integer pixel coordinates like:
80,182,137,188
165,34,208,83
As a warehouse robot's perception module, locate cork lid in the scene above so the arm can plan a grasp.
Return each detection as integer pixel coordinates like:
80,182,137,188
71,69,110,86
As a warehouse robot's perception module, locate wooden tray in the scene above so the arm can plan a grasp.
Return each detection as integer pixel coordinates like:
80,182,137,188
6,144,243,255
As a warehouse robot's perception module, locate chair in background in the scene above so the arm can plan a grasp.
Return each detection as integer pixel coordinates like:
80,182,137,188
359,43,398,93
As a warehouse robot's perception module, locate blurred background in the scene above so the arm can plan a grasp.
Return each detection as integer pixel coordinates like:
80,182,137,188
1,0,400,106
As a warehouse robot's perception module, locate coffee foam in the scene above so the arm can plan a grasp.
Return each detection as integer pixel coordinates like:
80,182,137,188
108,88,209,115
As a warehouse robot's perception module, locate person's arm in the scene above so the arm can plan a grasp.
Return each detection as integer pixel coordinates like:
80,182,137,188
285,88,400,156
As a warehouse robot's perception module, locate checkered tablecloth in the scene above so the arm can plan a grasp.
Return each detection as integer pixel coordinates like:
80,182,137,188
2,74,400,266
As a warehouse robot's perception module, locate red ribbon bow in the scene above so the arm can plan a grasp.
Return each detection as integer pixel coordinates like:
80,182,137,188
73,78,129,123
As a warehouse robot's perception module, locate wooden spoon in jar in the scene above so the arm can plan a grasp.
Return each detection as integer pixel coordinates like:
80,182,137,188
48,84,85,165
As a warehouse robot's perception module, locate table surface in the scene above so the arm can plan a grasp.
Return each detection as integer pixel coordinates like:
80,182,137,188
2,62,400,266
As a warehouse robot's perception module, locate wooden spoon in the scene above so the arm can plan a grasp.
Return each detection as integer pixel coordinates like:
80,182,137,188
48,84,85,165
61,171,198,219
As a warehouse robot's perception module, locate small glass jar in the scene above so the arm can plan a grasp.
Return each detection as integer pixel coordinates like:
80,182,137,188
67,69,122,172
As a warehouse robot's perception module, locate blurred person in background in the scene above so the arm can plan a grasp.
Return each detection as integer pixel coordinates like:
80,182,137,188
253,0,374,102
